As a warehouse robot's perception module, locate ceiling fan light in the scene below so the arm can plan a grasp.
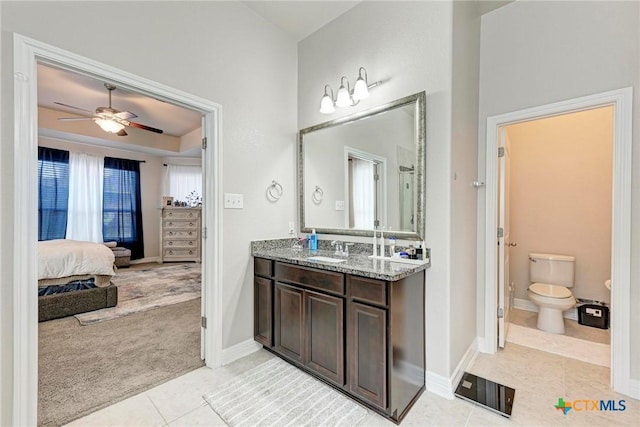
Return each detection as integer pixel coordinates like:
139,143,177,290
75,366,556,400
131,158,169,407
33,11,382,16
95,118,125,134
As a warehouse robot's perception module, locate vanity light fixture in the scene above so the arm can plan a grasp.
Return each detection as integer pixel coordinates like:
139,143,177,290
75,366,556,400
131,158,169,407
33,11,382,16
319,66,380,114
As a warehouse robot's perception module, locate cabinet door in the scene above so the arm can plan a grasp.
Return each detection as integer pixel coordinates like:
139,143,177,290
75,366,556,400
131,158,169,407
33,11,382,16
305,291,344,386
274,282,304,362
254,276,273,347
348,301,387,411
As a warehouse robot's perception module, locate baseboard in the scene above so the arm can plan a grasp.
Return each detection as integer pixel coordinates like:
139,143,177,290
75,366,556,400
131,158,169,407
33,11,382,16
129,256,160,265
629,379,640,400
513,297,578,321
425,339,478,400
221,338,262,365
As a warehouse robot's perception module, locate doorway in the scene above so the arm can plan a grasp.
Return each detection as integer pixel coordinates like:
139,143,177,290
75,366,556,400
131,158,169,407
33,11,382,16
13,34,223,425
480,88,633,396
497,106,613,361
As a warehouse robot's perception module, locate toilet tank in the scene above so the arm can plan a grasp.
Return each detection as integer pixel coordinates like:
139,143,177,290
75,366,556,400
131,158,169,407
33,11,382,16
529,253,575,287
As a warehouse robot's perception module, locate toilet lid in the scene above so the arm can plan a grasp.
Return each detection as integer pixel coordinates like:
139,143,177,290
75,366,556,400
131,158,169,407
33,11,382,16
529,283,573,299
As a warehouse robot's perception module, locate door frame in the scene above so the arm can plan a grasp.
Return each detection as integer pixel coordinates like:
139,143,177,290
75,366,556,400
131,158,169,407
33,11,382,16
12,33,224,425
480,88,633,396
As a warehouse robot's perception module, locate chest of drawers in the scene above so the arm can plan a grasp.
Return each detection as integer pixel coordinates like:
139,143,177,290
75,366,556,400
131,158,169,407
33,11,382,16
160,207,201,262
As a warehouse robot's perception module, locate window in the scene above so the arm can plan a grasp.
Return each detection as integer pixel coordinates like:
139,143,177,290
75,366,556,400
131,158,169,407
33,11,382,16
38,147,69,241
103,157,144,259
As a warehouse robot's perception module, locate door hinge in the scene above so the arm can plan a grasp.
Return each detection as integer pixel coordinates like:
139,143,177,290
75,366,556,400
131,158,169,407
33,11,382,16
497,227,504,238
202,227,207,239
374,219,380,227
374,174,380,181
497,307,504,319
201,316,207,328
202,137,208,150
498,147,505,158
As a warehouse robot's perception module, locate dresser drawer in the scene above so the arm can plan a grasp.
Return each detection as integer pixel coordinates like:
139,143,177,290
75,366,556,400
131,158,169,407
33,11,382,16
164,229,197,238
255,258,273,278
163,209,200,220
163,248,199,258
349,276,387,307
275,262,344,296
163,219,199,229
164,239,198,248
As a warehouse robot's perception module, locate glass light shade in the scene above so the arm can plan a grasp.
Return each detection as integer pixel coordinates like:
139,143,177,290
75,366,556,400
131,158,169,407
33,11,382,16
335,85,352,108
352,77,369,100
319,94,335,114
95,118,125,134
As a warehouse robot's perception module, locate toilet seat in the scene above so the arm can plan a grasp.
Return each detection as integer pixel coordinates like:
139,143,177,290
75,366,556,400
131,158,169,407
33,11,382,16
529,283,573,299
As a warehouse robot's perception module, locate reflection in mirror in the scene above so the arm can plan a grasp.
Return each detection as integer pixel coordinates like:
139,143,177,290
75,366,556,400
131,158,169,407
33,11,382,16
299,92,425,240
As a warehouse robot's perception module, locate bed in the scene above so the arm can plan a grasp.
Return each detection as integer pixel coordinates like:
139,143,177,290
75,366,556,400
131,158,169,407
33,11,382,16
38,239,118,322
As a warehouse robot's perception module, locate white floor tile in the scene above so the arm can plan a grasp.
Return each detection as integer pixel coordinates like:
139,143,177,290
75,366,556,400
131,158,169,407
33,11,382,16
64,392,166,427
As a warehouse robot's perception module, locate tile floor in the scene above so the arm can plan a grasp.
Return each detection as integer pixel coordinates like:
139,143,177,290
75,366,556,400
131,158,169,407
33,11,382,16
64,343,639,427
509,308,610,344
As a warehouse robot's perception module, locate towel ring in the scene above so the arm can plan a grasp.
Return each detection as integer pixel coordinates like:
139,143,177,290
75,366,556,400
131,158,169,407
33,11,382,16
267,180,283,201
312,185,324,204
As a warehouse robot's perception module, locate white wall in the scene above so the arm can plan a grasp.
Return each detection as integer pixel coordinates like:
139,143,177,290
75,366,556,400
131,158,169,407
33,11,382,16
38,136,167,260
298,0,460,382
506,107,613,304
450,0,481,373
477,1,639,379
1,2,297,423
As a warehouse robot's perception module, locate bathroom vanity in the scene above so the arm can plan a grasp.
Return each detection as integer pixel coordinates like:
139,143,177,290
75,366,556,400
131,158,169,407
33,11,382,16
252,242,428,423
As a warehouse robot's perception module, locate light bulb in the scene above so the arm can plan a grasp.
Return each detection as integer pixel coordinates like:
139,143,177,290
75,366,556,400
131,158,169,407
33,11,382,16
335,85,351,108
353,77,369,101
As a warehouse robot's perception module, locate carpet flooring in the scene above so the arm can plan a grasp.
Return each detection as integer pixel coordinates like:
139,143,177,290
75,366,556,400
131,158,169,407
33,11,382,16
204,358,368,427
75,263,201,325
38,298,204,427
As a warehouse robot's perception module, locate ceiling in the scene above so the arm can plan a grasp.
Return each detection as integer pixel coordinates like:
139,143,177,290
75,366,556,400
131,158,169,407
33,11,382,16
243,1,360,41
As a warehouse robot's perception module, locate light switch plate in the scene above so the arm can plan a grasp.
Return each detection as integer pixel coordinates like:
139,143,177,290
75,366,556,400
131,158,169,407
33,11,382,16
224,193,243,209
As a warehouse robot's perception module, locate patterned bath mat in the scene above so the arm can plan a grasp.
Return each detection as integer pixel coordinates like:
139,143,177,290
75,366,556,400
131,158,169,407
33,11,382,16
203,357,369,427
75,263,200,325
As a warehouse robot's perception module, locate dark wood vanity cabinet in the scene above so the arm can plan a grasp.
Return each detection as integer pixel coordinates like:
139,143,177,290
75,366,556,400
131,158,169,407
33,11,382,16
253,257,425,423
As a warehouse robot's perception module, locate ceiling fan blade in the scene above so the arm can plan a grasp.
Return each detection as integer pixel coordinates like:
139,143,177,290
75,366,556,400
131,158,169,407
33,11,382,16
54,102,93,113
58,117,93,121
117,129,128,137
125,120,164,134
114,111,137,120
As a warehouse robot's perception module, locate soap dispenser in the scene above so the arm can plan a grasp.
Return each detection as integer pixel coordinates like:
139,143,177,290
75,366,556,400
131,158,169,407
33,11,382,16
309,229,318,252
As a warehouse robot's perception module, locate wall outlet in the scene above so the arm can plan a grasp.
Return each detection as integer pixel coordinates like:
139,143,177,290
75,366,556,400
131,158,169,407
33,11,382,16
335,200,345,211
288,221,295,235
224,193,243,209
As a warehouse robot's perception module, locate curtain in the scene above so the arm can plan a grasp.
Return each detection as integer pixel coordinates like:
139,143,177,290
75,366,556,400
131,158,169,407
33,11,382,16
166,164,202,202
66,152,104,242
351,158,375,229
103,157,144,260
38,147,69,241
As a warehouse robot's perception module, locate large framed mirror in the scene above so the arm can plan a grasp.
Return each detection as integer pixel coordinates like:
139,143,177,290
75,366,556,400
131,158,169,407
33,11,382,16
299,91,425,240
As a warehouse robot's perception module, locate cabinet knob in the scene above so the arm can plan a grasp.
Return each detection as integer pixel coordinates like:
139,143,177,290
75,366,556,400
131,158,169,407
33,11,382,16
169,232,173,236
169,222,173,226
189,250,193,255
188,231,193,236
189,222,194,226
169,250,173,255
168,212,173,216
189,212,193,217
189,241,193,246
169,241,173,246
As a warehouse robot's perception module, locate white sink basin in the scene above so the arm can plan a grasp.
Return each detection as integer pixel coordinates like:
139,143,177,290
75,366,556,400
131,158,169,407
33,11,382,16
307,256,346,264
605,279,611,290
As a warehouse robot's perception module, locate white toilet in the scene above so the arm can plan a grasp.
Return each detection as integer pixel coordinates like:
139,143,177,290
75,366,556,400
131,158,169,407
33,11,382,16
527,253,576,334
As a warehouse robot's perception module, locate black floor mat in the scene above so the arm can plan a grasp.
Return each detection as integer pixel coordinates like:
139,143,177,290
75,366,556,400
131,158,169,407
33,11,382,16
454,372,516,418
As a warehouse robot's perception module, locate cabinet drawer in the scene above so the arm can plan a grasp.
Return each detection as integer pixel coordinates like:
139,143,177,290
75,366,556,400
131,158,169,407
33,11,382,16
164,239,198,248
275,262,344,296
349,276,387,307
164,209,200,219
255,258,273,278
164,229,197,238
163,248,199,258
163,219,199,229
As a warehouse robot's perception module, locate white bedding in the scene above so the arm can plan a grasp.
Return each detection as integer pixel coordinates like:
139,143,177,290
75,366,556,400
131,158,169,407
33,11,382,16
38,239,116,281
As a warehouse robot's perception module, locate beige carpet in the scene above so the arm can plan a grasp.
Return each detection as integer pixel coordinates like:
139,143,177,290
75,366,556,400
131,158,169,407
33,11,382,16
39,298,204,427
75,263,201,325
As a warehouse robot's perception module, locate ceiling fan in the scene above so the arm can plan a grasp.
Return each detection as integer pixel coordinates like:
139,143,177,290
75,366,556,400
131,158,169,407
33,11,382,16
56,83,163,136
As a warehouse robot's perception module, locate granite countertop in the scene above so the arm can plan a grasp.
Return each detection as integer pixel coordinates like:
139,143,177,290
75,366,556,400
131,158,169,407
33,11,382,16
251,239,430,281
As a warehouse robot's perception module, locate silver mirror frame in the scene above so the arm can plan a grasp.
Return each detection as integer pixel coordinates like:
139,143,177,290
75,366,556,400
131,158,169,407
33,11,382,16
299,91,426,240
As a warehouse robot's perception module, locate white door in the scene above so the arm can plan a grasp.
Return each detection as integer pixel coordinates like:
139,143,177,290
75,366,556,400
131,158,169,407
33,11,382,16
498,127,513,348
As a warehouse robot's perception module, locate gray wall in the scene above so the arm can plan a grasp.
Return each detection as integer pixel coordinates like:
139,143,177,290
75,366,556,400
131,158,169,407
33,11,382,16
477,0,640,379
1,2,297,422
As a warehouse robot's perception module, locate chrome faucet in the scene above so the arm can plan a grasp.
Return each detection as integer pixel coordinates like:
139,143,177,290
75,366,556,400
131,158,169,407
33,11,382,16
331,240,343,255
